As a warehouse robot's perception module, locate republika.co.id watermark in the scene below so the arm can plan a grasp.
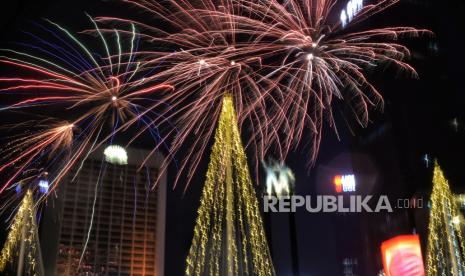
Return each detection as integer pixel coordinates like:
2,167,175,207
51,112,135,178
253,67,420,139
263,195,424,213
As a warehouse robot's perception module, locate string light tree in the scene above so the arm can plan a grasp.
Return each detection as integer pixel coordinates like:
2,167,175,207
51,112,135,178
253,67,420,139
426,161,465,275
185,95,274,276
0,190,44,276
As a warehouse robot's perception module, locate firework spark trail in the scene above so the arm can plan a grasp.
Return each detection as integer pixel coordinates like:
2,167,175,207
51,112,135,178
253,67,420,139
0,19,172,200
77,158,106,270
95,0,430,189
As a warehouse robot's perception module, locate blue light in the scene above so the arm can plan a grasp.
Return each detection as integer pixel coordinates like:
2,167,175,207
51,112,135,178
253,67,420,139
38,180,49,194
15,184,21,194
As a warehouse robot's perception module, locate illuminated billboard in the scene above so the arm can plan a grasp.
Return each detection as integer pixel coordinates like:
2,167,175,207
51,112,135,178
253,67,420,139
263,160,295,196
381,235,425,276
340,0,364,27
334,174,356,193
38,180,49,194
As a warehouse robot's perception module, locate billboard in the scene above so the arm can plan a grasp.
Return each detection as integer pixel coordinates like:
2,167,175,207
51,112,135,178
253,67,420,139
381,235,425,276
263,160,295,196
334,174,356,193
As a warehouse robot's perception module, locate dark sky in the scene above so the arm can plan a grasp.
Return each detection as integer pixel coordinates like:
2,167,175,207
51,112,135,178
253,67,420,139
1,0,465,275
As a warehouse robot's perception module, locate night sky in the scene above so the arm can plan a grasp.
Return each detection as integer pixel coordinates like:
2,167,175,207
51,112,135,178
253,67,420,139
1,0,465,275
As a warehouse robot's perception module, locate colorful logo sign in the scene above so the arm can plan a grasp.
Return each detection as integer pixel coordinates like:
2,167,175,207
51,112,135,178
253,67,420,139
334,174,356,193
263,160,295,196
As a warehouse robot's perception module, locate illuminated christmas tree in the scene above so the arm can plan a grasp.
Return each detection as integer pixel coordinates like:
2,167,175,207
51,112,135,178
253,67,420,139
0,190,44,275
426,161,465,275
185,95,274,276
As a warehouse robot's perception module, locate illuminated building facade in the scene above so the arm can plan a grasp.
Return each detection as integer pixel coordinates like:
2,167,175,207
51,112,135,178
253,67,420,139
40,147,166,276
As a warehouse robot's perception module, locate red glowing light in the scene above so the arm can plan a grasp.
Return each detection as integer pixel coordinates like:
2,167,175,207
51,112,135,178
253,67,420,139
334,175,343,193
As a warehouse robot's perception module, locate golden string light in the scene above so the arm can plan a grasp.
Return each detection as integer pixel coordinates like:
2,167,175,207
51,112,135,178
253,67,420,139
426,161,465,275
185,95,274,276
0,190,43,275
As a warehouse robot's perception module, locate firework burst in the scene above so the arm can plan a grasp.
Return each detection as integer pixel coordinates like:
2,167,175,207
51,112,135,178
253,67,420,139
230,0,432,161
97,0,430,188
0,0,430,192
96,0,287,188
0,18,172,198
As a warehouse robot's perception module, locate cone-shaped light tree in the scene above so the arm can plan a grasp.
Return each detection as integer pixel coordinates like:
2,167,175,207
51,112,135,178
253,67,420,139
426,161,465,275
185,95,274,276
0,190,44,276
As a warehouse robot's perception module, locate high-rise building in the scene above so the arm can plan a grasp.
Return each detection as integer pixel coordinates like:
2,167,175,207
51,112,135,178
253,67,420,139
40,147,166,276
